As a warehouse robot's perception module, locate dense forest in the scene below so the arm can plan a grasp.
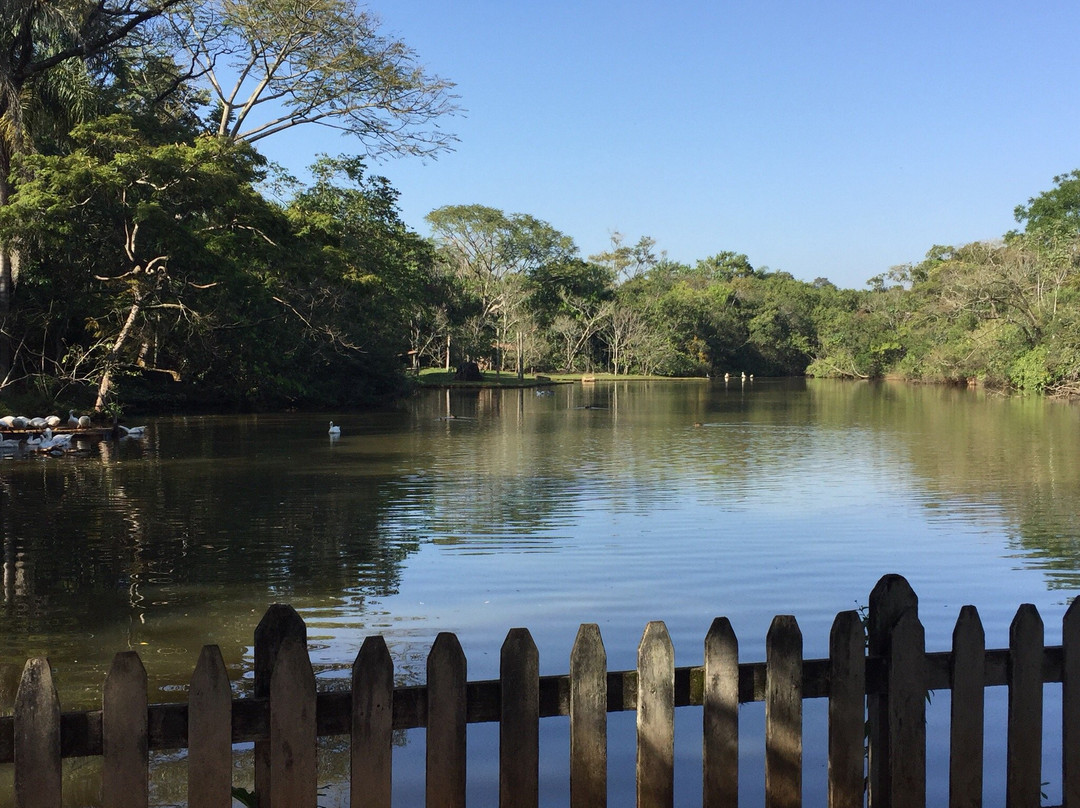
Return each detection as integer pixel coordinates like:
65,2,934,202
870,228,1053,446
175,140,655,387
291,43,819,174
3,1,1080,414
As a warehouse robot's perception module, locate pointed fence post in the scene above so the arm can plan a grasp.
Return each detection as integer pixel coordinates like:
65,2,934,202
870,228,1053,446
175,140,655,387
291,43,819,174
766,615,802,808
352,635,394,808
570,623,607,808
1065,599,1080,808
867,574,919,808
829,611,865,808
103,651,148,808
1007,604,1043,808
703,617,738,808
427,632,467,808
887,611,925,808
637,621,674,808
254,604,307,808
14,658,61,808
500,628,539,808
188,645,233,808
949,606,984,808
269,636,317,807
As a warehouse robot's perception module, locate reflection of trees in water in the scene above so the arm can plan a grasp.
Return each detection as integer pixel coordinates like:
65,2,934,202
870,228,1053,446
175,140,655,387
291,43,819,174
807,380,1080,591
0,424,423,706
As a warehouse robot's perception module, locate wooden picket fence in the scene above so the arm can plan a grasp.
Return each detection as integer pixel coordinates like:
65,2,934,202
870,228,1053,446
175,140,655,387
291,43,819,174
1,573,1078,807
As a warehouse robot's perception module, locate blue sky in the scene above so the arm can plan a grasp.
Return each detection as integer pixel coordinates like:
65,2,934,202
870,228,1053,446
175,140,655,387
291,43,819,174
256,1,1080,290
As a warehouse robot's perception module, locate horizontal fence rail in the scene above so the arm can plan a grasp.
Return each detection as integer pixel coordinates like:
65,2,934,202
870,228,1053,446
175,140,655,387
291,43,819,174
0,573,1077,808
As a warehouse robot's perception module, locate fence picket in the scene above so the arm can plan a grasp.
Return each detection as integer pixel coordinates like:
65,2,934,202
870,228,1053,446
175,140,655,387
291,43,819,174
888,611,925,808
103,651,148,808
1065,599,1080,808
188,645,232,808
868,574,919,808
352,635,394,808
637,621,674,808
269,635,317,807
1007,604,1044,808
828,610,864,808
500,628,539,808
703,617,738,808
14,658,60,808
570,623,607,808
427,632,467,808
949,606,985,808
254,603,307,808
766,615,802,808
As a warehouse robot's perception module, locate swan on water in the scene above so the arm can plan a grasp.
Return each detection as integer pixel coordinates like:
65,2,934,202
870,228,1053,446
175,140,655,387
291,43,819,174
328,421,341,435
117,425,146,438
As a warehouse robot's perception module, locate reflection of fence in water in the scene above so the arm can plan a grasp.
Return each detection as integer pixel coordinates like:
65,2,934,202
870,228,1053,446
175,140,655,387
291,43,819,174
3,574,1074,807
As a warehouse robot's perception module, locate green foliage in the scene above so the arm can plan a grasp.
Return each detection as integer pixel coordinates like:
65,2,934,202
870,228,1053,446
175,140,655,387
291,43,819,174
1010,346,1052,393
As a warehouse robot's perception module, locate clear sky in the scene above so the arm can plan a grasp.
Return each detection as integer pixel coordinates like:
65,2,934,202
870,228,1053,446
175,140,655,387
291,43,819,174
255,0,1080,290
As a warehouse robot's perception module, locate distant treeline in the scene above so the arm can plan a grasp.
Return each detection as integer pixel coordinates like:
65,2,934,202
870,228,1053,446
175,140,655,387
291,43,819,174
3,2,1080,412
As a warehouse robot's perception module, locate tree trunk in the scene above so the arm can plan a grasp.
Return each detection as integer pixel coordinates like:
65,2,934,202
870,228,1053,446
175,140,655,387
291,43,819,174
94,297,142,412
0,145,14,381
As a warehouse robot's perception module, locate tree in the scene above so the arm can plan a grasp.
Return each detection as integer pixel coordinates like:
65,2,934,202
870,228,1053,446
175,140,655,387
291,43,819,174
588,231,658,283
0,0,181,379
0,115,284,410
283,155,442,395
425,205,577,374
172,0,458,156
1013,170,1080,238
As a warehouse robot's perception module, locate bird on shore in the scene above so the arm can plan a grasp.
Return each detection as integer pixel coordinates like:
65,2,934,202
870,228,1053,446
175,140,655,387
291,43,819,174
328,421,341,435
68,410,79,427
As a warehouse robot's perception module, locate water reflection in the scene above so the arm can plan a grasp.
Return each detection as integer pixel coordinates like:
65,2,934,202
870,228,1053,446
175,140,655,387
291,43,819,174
0,379,1078,713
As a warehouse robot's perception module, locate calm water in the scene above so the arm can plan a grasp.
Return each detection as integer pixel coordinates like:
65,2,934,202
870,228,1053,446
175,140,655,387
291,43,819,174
1,378,1078,806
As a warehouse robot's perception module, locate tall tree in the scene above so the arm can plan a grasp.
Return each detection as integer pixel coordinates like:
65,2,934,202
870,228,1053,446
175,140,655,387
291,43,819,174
0,115,283,410
172,0,459,155
425,204,577,373
0,0,180,381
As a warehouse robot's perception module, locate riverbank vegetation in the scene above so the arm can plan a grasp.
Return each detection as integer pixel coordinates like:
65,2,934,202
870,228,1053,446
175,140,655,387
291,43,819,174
2,1,1080,413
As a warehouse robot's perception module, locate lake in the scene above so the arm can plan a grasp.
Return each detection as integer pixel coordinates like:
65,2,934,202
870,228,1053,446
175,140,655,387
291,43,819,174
0,378,1078,806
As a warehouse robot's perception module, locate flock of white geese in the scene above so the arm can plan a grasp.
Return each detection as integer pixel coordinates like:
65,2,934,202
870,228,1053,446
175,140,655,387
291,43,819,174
0,410,146,455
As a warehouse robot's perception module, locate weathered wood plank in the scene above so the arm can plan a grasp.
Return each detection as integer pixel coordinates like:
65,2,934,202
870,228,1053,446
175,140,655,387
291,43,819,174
102,651,148,808
637,621,674,808
269,636,317,808
1007,604,1044,808
1065,598,1080,808
766,615,803,808
950,606,984,808
500,628,539,808
427,632,467,808
703,617,738,808
867,574,918,808
828,610,864,808
888,611,925,808
188,645,232,808
254,603,306,808
352,635,394,808
571,623,607,808
14,658,61,808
